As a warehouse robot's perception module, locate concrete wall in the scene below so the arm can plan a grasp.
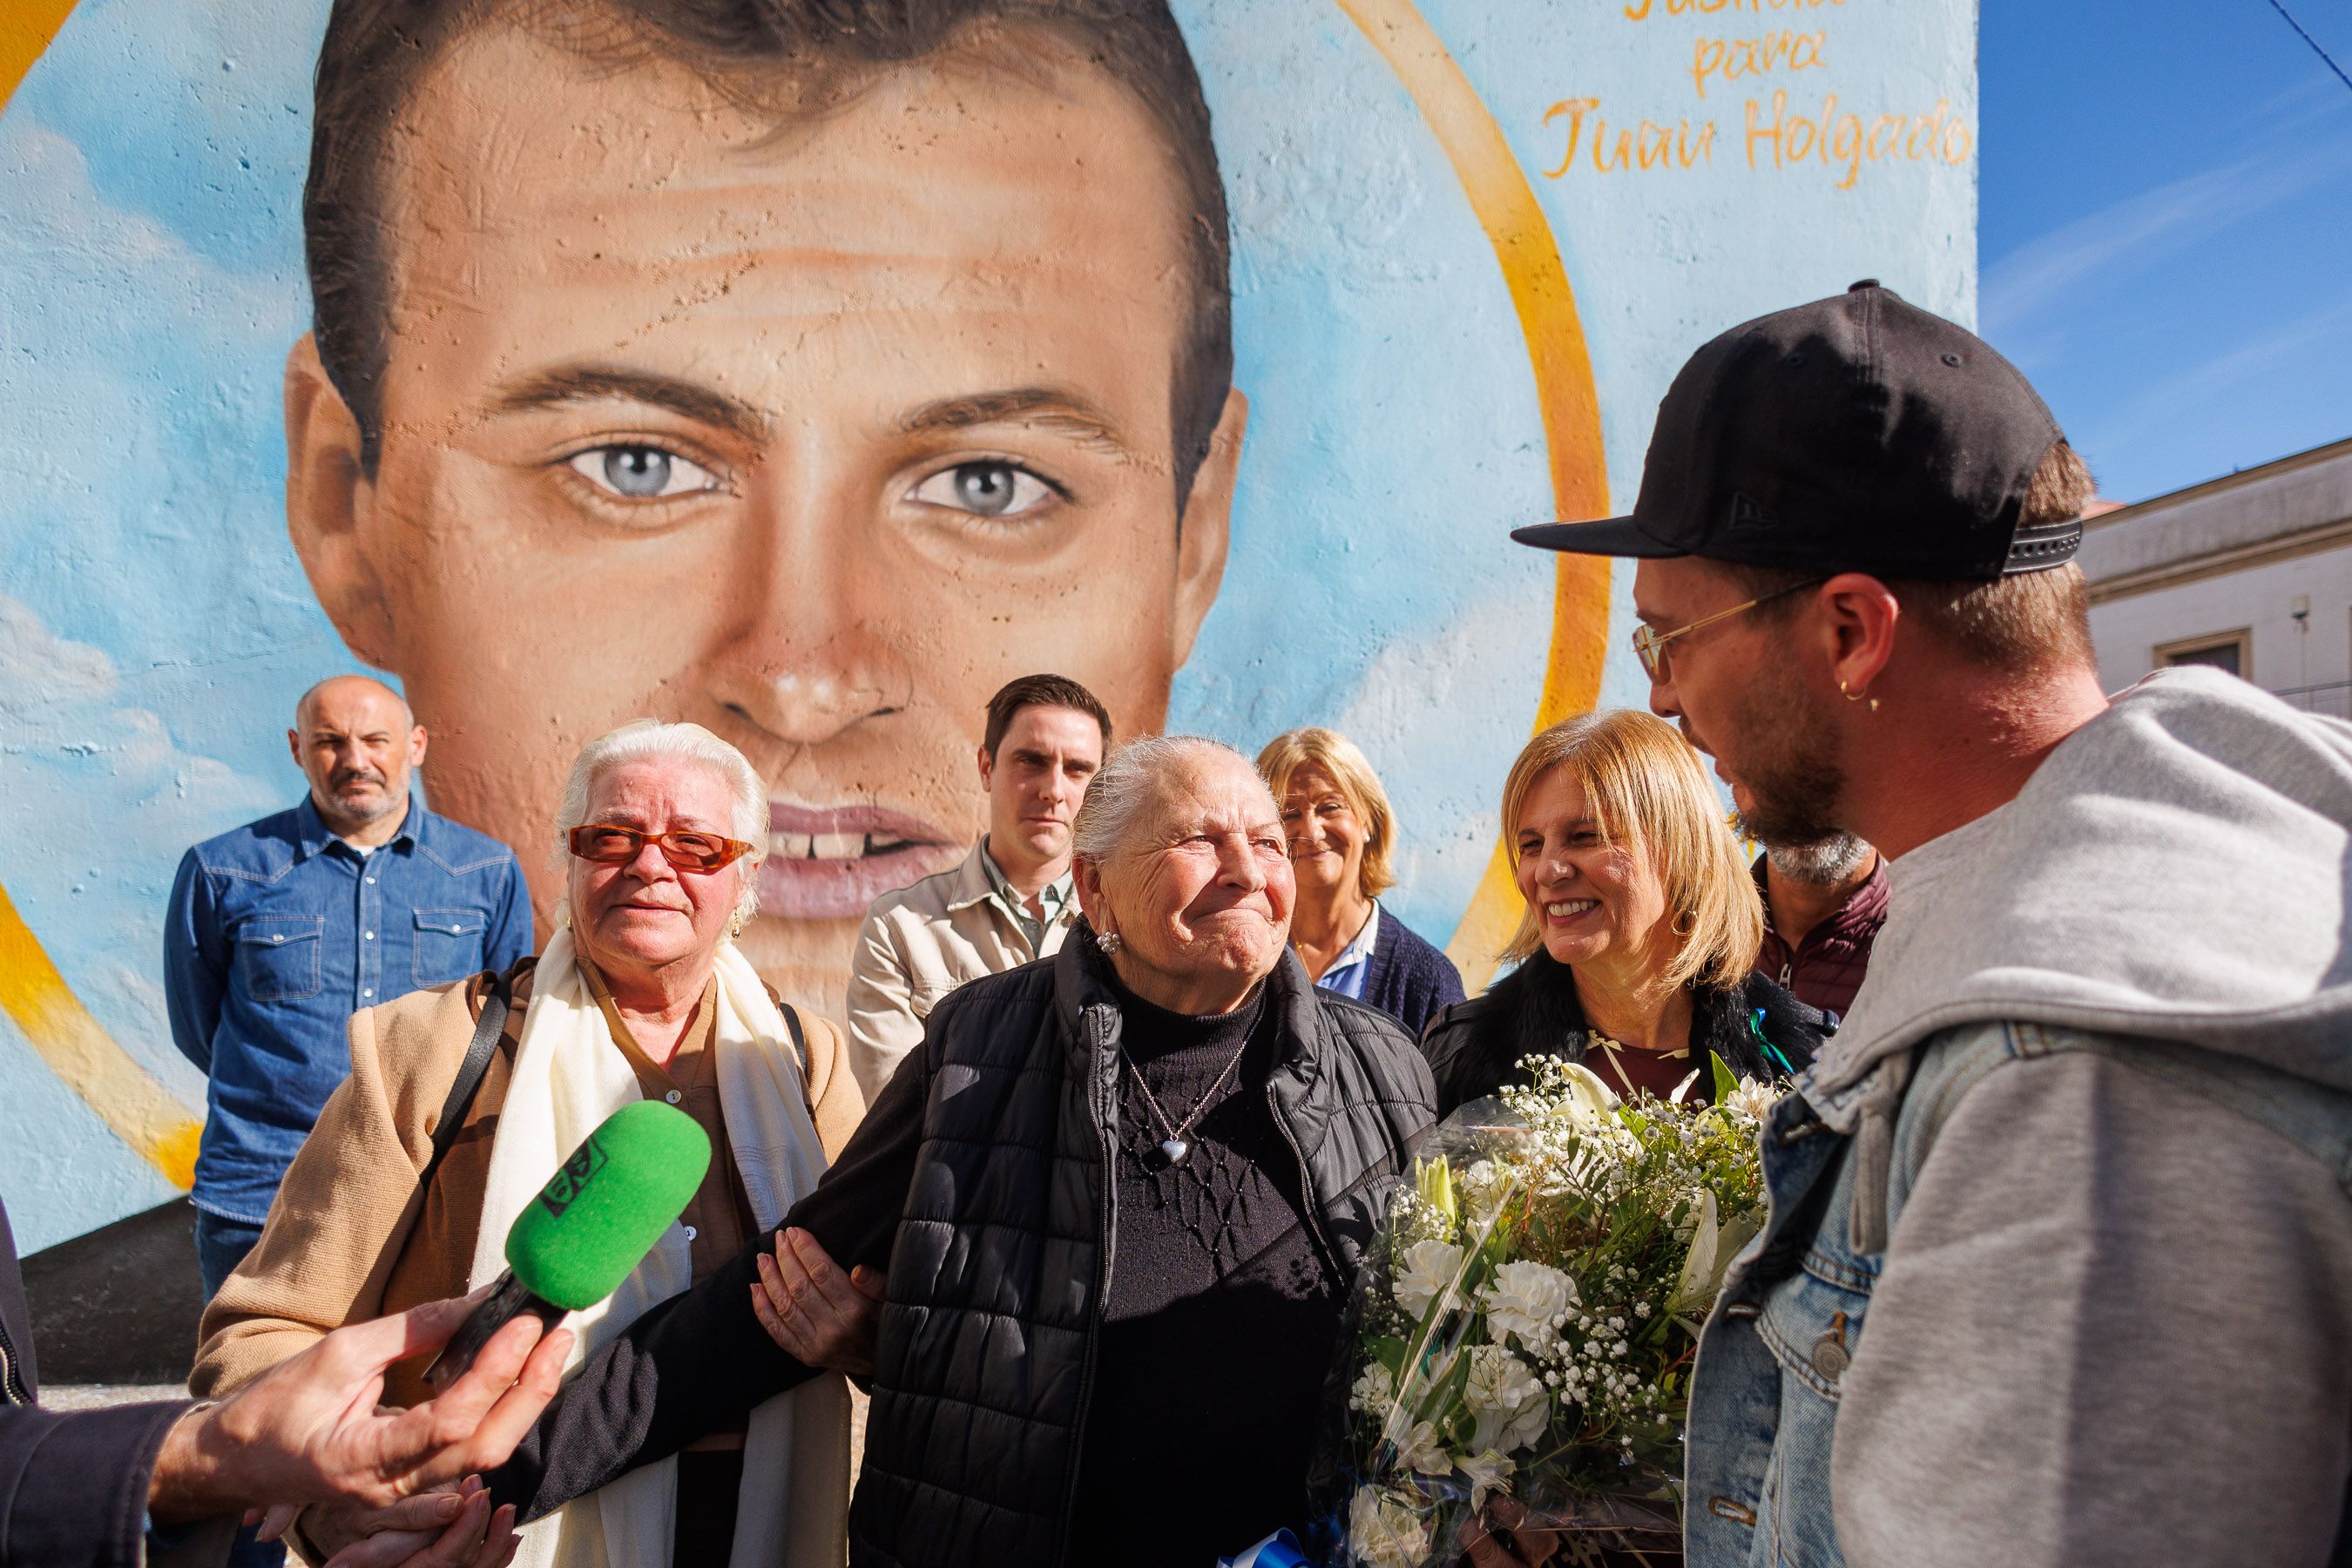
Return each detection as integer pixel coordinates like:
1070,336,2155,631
2083,438,2352,706
0,0,1978,1252
2088,544,2352,701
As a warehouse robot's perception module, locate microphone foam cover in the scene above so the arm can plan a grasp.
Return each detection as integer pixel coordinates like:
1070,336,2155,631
504,1099,713,1311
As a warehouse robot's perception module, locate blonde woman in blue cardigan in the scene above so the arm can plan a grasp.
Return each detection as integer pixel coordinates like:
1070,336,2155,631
1256,727,1464,1037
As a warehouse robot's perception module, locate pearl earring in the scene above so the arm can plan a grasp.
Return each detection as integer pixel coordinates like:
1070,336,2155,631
1097,930,1124,956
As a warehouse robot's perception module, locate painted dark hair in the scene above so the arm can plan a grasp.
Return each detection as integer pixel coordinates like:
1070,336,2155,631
304,0,1233,504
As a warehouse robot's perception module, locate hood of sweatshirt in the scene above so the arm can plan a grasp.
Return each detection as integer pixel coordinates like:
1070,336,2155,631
1808,665,2352,1119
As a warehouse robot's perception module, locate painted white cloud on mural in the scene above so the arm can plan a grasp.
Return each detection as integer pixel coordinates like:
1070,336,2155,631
0,595,280,1111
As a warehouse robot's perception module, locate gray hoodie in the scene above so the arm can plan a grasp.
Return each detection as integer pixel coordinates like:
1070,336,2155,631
1814,666,2352,1565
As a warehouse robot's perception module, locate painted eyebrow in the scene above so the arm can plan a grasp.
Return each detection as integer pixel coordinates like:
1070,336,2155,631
486,365,767,445
899,388,1133,456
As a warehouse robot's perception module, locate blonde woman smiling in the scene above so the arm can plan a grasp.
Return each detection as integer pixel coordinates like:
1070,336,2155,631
1255,727,1464,1036
1423,710,1828,1114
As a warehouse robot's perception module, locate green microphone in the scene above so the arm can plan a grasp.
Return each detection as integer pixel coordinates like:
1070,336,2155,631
424,1099,713,1392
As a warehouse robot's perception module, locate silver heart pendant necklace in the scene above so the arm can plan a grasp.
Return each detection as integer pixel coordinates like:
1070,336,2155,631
1122,1031,1254,1170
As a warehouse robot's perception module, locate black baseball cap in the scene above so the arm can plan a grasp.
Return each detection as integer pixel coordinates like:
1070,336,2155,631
1513,281,2078,578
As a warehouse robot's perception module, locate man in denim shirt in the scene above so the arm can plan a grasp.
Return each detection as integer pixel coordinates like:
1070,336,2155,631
166,676,531,1299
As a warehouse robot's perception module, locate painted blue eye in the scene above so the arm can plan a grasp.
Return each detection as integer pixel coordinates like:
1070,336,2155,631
956,463,1013,513
603,447,669,497
566,446,722,500
909,461,1056,518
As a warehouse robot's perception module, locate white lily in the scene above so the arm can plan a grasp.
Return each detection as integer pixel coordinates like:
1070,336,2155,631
1457,1449,1517,1511
1551,1059,1621,1126
1395,1419,1454,1477
1670,1188,1764,1333
1463,1344,1548,1454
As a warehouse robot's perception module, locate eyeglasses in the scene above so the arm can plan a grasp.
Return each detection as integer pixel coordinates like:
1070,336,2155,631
1629,578,1825,680
566,824,756,873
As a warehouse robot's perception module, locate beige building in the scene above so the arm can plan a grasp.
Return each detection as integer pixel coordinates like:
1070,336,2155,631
2081,436,2352,719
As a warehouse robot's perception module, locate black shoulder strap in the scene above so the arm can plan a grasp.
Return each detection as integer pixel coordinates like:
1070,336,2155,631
421,970,511,1193
780,997,808,1078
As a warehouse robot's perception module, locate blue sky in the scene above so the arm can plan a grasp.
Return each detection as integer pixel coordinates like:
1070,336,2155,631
1980,0,2352,503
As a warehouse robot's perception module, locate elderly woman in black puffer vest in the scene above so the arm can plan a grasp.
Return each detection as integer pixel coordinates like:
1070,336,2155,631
418,737,1448,1568
1424,710,1829,1116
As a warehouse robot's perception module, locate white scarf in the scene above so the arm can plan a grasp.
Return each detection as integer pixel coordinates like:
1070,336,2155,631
468,928,850,1568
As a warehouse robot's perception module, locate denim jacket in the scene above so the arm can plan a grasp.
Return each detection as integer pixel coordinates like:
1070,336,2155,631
1684,1019,2352,1568
164,797,531,1221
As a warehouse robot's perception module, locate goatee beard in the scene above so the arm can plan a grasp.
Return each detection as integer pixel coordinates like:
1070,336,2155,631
1757,832,1875,885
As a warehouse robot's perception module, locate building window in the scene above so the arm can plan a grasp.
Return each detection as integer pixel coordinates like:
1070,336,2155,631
2154,629,2252,679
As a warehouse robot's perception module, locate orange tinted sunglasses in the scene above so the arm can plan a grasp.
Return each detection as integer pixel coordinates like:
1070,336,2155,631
566,823,756,873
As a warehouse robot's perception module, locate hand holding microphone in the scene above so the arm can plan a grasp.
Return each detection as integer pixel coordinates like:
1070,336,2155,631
145,1294,571,1527
280,1098,714,1565
426,1098,714,1392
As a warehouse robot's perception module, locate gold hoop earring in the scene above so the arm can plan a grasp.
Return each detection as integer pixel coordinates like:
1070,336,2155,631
1672,909,1696,936
1838,679,1881,713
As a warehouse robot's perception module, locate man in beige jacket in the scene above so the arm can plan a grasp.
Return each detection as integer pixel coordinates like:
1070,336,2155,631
843,675,1111,1098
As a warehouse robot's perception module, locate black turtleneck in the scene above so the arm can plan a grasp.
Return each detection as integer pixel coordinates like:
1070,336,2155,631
1066,972,1342,1567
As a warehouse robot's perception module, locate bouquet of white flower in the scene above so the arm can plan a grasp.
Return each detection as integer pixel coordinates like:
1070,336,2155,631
1315,1055,1779,1567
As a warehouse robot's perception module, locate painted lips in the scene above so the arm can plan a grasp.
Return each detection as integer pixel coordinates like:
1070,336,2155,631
756,801,959,921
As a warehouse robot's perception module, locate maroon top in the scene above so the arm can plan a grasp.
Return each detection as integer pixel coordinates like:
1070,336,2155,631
1752,853,1889,1019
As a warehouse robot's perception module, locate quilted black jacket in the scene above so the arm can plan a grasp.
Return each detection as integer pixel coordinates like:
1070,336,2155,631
489,931,1436,1566
853,931,1436,1566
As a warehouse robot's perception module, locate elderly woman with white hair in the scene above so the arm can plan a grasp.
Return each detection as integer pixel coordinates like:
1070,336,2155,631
354,736,1446,1568
192,720,864,1568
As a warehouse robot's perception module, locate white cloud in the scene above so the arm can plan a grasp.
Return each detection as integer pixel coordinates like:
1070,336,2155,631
0,595,280,1109
2077,294,2352,477
1982,93,2352,364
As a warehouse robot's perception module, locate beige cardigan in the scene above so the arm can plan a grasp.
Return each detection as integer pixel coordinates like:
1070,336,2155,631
191,958,865,1409
842,841,1078,1099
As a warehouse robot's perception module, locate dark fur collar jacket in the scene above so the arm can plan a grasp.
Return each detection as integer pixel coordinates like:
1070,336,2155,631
1421,948,1830,1118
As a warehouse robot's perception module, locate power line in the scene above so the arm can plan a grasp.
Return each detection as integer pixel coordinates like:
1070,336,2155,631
2260,0,2352,96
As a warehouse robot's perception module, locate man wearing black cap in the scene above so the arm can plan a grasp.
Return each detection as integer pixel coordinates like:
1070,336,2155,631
1520,281,2352,1566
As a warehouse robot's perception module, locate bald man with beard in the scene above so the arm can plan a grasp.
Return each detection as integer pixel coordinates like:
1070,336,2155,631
166,676,532,1301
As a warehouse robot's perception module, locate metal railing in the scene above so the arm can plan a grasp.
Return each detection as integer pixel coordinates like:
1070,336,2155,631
2270,680,2352,719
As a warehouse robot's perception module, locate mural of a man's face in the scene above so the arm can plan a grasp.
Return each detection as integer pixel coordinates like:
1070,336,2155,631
287,18,1244,1014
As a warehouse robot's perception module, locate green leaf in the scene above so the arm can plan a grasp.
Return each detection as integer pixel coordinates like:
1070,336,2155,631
1371,1335,1408,1376
1710,1050,1740,1105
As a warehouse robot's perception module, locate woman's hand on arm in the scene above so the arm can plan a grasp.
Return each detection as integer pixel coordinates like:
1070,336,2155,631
279,1477,522,1568
748,1227,885,1376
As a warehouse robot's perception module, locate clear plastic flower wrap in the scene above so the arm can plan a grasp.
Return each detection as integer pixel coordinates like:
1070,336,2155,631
1308,1055,1780,1567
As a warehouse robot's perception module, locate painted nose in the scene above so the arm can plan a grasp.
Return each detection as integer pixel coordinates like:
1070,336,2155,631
700,467,916,749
